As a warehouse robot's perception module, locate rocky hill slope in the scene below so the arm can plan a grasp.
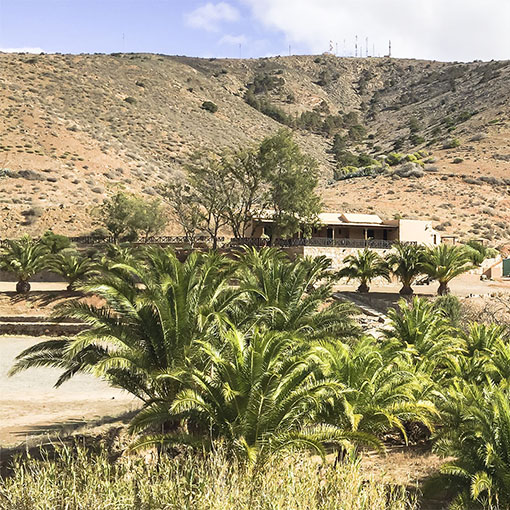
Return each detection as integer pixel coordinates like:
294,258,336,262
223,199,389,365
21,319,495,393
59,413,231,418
1,52,509,244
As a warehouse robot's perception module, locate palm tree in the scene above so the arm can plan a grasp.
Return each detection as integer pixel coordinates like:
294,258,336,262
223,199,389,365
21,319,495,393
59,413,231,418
130,328,379,465
452,323,507,384
314,336,436,443
422,244,472,296
235,247,360,339
338,248,390,293
464,240,498,267
10,247,245,404
386,242,425,295
46,250,97,291
0,235,49,293
433,383,510,509
382,297,460,378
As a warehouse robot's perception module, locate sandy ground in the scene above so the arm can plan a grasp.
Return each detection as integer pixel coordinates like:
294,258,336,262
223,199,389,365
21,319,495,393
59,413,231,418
0,336,138,447
334,273,510,297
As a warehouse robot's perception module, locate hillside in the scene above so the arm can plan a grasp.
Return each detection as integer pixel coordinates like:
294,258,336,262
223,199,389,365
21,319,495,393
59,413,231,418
1,52,509,244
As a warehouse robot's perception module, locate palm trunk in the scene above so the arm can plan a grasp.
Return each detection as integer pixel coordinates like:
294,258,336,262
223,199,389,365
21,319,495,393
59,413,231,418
16,279,31,293
438,281,449,295
399,283,414,295
357,281,369,293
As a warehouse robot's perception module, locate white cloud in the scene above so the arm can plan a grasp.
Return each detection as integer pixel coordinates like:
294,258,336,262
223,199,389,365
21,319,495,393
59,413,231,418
218,34,247,46
0,47,45,54
242,0,510,61
185,2,240,33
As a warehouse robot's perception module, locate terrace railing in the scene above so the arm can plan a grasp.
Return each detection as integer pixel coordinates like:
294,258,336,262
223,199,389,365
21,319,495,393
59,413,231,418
229,237,396,250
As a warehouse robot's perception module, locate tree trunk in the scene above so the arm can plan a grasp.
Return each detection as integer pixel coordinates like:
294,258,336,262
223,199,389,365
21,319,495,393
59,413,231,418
16,280,31,294
399,284,414,296
438,281,449,295
357,282,369,293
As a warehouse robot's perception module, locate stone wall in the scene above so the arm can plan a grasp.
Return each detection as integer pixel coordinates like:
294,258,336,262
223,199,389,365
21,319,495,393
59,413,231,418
302,246,394,270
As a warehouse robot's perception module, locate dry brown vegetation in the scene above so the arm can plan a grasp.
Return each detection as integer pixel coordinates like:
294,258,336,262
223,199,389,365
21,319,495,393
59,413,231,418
1,53,509,244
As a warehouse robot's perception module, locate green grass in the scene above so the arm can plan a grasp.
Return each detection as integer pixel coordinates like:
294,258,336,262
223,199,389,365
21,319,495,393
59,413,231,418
0,445,417,510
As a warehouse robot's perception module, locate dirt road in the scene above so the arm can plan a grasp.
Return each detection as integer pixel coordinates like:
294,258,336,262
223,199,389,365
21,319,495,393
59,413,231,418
0,336,137,447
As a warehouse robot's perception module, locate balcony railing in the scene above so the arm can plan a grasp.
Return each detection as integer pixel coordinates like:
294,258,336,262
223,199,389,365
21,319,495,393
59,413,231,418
229,237,396,250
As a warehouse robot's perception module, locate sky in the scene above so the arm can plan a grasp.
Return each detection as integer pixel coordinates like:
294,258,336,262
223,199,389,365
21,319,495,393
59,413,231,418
0,0,509,62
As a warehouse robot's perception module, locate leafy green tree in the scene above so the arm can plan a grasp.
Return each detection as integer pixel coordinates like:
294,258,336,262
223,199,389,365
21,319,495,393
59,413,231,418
338,248,390,293
160,182,204,248
220,148,267,238
96,191,135,243
97,192,167,243
386,242,426,295
46,251,97,291
186,153,231,249
235,247,359,339
131,328,379,465
130,197,168,243
258,130,322,241
0,235,49,293
423,244,473,295
11,247,243,404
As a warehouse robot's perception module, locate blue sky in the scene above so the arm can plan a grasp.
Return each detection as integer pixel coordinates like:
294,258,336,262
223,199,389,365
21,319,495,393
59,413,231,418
1,0,509,61
0,0,291,58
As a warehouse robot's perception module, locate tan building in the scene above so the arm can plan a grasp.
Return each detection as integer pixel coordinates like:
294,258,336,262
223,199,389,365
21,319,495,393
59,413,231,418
245,212,441,249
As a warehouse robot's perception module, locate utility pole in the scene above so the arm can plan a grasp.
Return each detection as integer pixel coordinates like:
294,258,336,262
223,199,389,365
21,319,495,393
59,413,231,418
355,35,358,57
366,37,368,57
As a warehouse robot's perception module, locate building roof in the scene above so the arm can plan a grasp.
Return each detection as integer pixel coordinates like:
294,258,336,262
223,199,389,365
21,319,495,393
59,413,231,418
255,211,391,227
340,213,384,224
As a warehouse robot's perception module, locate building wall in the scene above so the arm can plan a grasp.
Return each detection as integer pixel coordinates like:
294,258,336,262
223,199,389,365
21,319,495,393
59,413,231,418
248,218,439,246
391,219,440,245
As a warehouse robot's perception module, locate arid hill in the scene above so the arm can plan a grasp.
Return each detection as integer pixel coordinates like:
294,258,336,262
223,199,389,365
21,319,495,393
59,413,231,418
1,52,509,244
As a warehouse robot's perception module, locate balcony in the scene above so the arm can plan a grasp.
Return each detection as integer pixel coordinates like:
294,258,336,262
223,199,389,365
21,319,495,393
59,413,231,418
229,237,396,250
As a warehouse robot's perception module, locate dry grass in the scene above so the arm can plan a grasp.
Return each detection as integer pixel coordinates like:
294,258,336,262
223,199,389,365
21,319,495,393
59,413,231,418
0,446,418,510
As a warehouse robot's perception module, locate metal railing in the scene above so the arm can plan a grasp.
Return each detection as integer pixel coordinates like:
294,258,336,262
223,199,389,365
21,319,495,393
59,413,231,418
229,237,396,250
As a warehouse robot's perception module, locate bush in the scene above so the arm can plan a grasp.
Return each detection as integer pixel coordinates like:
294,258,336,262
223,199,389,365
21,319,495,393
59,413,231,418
443,138,461,149
201,101,218,113
124,96,136,105
348,124,367,141
386,153,404,166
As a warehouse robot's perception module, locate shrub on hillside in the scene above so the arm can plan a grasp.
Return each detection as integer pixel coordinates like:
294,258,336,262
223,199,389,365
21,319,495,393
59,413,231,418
201,101,218,113
443,138,461,149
